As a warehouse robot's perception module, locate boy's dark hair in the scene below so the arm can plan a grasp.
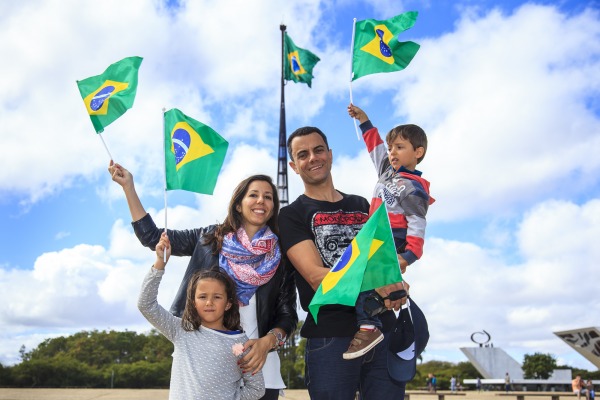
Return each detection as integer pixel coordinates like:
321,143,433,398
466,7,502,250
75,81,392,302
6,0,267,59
287,126,329,161
387,124,428,164
181,267,241,332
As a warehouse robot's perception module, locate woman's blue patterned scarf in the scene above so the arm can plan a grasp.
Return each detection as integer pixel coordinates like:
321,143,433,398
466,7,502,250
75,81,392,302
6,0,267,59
219,226,281,306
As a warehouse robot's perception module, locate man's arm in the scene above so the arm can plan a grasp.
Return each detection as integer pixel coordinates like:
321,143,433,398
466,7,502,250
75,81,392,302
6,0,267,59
286,239,329,291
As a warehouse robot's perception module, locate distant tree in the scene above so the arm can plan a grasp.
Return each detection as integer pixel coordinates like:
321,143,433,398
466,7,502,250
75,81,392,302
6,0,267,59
522,352,557,379
456,361,481,379
111,360,171,388
5,329,174,388
18,345,28,362
141,329,173,363
279,320,305,389
0,362,12,385
565,365,600,381
11,355,103,387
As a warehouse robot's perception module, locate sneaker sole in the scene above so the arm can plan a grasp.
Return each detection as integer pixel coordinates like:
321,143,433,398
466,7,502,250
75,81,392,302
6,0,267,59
342,333,384,360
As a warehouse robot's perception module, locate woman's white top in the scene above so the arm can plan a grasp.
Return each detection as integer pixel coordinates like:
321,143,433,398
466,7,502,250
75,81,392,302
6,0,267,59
240,294,286,390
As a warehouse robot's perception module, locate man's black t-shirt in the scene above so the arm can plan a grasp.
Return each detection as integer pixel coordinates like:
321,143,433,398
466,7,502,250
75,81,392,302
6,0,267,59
279,192,396,338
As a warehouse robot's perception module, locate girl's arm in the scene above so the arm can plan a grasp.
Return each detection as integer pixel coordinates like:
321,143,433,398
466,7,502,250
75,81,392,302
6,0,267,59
137,234,180,341
240,369,265,400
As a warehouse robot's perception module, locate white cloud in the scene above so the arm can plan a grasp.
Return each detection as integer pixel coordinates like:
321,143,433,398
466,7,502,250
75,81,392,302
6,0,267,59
0,0,325,203
410,198,600,368
0,216,192,365
351,4,600,222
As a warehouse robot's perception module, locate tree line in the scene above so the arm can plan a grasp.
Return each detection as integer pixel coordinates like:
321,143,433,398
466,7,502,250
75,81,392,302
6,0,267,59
0,327,305,389
0,328,597,389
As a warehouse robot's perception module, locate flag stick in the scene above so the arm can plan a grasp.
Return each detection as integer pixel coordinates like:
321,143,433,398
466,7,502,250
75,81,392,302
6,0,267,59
162,107,168,263
98,132,114,160
349,18,360,141
381,202,402,280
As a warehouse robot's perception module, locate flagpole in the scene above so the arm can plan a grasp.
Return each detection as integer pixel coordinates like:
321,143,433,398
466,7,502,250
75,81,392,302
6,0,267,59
162,107,168,263
277,24,289,206
349,18,360,141
98,132,114,160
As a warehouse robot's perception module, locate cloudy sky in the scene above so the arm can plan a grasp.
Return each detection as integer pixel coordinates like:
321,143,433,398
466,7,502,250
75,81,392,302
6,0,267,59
1,0,599,373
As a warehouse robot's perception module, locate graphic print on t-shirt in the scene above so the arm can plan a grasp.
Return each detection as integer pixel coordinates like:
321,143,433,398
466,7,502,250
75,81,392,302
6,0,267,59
311,210,368,268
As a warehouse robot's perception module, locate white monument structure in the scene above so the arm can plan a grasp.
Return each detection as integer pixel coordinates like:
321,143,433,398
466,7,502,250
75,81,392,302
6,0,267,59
554,326,600,369
459,329,599,390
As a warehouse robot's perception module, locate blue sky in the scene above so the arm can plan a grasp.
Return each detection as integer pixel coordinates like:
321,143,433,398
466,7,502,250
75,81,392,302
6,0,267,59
1,0,599,373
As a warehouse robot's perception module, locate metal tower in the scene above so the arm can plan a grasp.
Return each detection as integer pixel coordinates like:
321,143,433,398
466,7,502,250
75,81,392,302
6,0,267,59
277,24,289,206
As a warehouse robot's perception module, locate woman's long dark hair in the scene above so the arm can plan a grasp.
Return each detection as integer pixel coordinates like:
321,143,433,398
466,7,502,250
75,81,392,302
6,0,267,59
204,174,280,254
181,268,241,331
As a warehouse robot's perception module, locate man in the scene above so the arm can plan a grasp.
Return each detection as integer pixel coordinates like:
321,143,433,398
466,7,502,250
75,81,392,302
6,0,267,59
572,375,590,400
279,126,407,399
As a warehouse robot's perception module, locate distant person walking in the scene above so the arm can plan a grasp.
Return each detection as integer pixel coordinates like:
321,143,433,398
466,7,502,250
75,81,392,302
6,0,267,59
505,372,511,393
476,377,482,391
450,376,457,392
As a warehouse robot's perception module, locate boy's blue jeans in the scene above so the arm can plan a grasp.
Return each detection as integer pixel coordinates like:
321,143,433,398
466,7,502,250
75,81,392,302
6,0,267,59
356,289,383,328
304,332,406,399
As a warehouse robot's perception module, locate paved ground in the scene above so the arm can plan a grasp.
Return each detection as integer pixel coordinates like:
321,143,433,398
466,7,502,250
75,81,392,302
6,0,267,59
0,389,577,399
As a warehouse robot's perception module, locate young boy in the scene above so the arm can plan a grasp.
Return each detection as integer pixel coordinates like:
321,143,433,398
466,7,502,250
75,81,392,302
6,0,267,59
344,104,435,360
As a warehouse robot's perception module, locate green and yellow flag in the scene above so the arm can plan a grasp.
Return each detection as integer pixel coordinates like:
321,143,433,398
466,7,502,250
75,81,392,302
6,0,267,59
76,56,143,133
352,11,420,81
164,108,228,195
309,203,403,323
284,33,321,87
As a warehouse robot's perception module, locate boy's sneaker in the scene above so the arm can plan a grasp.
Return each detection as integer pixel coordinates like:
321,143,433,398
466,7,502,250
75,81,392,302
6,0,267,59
343,328,384,360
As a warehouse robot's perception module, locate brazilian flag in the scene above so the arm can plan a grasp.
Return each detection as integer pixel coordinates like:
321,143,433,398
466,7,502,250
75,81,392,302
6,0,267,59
352,11,420,81
76,56,143,133
164,108,229,195
309,203,403,323
284,33,320,88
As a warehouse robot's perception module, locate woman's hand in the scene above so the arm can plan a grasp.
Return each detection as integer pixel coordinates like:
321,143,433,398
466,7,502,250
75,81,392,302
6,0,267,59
107,161,147,221
238,335,274,375
108,161,134,190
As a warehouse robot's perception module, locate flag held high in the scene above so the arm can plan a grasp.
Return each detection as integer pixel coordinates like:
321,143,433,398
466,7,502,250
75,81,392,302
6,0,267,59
164,108,228,195
76,56,143,133
352,11,420,81
284,33,321,87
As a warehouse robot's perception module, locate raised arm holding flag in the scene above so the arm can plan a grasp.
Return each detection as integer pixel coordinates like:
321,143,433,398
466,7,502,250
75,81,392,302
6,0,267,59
349,11,420,138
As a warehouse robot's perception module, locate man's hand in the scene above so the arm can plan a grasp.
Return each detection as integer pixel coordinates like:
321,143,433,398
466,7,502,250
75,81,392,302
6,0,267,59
375,281,410,311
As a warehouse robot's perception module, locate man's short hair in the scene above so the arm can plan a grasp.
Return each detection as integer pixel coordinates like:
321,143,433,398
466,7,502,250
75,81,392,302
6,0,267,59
287,126,329,161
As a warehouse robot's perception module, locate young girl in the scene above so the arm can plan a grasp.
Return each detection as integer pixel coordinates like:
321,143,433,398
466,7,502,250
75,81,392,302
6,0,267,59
138,232,265,400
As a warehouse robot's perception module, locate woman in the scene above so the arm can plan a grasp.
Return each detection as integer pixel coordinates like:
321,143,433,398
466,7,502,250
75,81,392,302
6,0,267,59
109,161,297,400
